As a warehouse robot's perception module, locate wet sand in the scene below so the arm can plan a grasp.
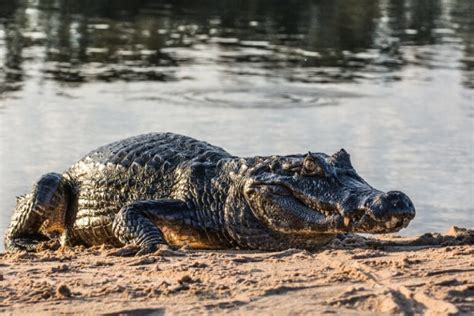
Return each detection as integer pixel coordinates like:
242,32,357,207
0,227,472,315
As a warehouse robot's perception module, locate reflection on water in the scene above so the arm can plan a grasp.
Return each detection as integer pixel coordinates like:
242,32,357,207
0,0,473,246
1,0,473,93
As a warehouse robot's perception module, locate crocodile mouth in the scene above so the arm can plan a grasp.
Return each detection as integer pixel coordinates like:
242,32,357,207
245,183,344,234
245,183,413,234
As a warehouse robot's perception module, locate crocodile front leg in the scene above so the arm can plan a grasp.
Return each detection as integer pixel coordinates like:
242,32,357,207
4,173,72,252
112,199,196,256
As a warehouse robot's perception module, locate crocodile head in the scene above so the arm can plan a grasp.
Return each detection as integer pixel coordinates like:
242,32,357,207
242,149,415,235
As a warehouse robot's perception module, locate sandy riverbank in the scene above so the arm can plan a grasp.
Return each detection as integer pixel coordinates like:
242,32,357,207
0,227,472,315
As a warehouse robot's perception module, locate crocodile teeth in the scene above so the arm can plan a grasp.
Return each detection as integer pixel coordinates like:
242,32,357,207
385,216,399,229
343,217,351,227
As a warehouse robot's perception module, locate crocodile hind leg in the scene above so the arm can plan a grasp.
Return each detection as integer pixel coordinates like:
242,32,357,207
4,173,73,252
112,199,194,256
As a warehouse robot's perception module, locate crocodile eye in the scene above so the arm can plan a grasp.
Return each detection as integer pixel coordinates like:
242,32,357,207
303,154,325,177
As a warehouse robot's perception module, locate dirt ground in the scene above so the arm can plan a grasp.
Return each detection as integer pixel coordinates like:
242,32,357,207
0,227,473,315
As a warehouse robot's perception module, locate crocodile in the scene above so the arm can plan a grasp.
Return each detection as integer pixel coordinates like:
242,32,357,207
4,133,415,255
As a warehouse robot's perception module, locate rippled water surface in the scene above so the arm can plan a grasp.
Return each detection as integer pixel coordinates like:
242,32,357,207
0,0,473,248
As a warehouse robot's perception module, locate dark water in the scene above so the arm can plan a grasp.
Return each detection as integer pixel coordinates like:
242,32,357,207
0,0,473,248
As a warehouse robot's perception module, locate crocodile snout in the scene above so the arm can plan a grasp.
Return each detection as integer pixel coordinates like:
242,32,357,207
358,190,415,232
385,191,415,218
370,191,415,218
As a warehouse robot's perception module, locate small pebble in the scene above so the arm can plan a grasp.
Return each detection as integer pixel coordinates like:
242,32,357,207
188,261,208,268
168,283,189,293
56,284,72,298
51,264,69,273
179,275,194,284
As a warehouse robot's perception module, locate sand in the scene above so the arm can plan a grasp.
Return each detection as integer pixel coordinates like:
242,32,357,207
0,226,472,315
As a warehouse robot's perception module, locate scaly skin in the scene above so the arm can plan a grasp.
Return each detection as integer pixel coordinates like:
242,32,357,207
4,133,415,254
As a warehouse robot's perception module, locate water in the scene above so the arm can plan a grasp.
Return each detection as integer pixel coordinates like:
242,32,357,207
0,0,473,249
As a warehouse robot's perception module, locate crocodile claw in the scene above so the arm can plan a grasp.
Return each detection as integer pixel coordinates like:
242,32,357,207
106,244,185,257
5,237,46,253
152,244,185,257
106,245,141,257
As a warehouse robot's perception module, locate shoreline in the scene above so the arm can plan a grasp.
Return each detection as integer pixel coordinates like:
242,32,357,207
1,227,472,315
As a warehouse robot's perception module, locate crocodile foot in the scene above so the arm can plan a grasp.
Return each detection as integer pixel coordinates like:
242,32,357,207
106,244,185,257
5,236,48,253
